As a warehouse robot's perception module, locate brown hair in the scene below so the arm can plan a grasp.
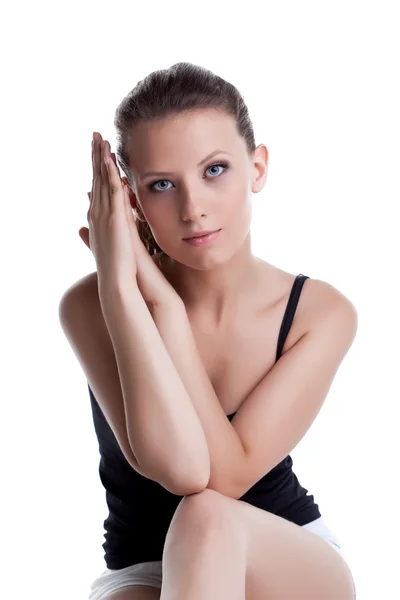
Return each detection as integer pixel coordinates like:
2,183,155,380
113,61,257,261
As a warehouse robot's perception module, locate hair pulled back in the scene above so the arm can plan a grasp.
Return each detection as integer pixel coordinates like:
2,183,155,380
113,62,256,259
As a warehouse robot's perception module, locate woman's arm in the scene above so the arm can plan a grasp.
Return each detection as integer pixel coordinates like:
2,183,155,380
99,281,210,494
149,282,358,499
149,300,248,493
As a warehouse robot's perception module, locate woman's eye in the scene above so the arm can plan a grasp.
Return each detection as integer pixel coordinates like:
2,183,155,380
148,162,229,193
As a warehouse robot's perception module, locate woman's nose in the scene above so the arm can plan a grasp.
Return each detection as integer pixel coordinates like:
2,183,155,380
179,192,208,222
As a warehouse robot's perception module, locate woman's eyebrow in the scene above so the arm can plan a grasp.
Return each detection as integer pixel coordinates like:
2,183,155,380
139,150,232,181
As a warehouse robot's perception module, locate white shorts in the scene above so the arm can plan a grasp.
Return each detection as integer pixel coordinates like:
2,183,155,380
88,516,356,599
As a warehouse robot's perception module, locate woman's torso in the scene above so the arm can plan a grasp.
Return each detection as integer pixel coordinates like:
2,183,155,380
153,254,327,416
87,259,331,568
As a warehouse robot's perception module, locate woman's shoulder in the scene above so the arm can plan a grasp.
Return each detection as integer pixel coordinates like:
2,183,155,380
260,261,357,333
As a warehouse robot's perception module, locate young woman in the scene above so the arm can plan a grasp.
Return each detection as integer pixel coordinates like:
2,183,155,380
59,62,358,599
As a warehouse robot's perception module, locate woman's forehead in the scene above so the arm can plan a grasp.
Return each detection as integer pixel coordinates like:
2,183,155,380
128,114,242,170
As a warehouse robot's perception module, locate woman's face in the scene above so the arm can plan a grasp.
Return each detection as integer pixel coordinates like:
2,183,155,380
126,108,268,270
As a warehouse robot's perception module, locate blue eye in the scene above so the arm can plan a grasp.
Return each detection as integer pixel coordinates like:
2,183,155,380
148,162,229,193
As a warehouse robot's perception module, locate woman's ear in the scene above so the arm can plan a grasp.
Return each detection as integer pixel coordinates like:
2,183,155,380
122,177,146,222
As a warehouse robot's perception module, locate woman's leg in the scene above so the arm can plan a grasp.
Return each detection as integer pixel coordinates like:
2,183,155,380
160,489,355,600
160,490,248,600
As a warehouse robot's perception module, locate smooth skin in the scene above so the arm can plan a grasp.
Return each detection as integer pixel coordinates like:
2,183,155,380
101,488,355,599
87,123,356,599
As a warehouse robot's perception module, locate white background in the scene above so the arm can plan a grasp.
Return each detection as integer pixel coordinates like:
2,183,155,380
2,1,398,598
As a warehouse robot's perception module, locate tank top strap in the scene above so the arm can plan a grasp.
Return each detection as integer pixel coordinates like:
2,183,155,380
275,274,310,362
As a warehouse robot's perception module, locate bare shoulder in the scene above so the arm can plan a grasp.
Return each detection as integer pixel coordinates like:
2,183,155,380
58,272,100,314
301,275,358,326
260,262,358,342
58,272,109,337
296,277,359,367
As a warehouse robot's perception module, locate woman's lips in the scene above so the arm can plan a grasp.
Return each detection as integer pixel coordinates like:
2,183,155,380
183,229,221,247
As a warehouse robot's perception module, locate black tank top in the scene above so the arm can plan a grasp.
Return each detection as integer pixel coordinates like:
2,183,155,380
88,273,321,569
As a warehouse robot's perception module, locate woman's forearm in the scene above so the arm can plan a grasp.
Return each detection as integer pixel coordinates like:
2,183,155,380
150,300,247,496
98,282,210,494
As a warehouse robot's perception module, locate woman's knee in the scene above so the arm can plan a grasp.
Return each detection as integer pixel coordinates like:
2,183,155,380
169,488,239,534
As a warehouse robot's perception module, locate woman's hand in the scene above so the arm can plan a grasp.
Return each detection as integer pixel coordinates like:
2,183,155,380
80,132,183,311
83,132,140,293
